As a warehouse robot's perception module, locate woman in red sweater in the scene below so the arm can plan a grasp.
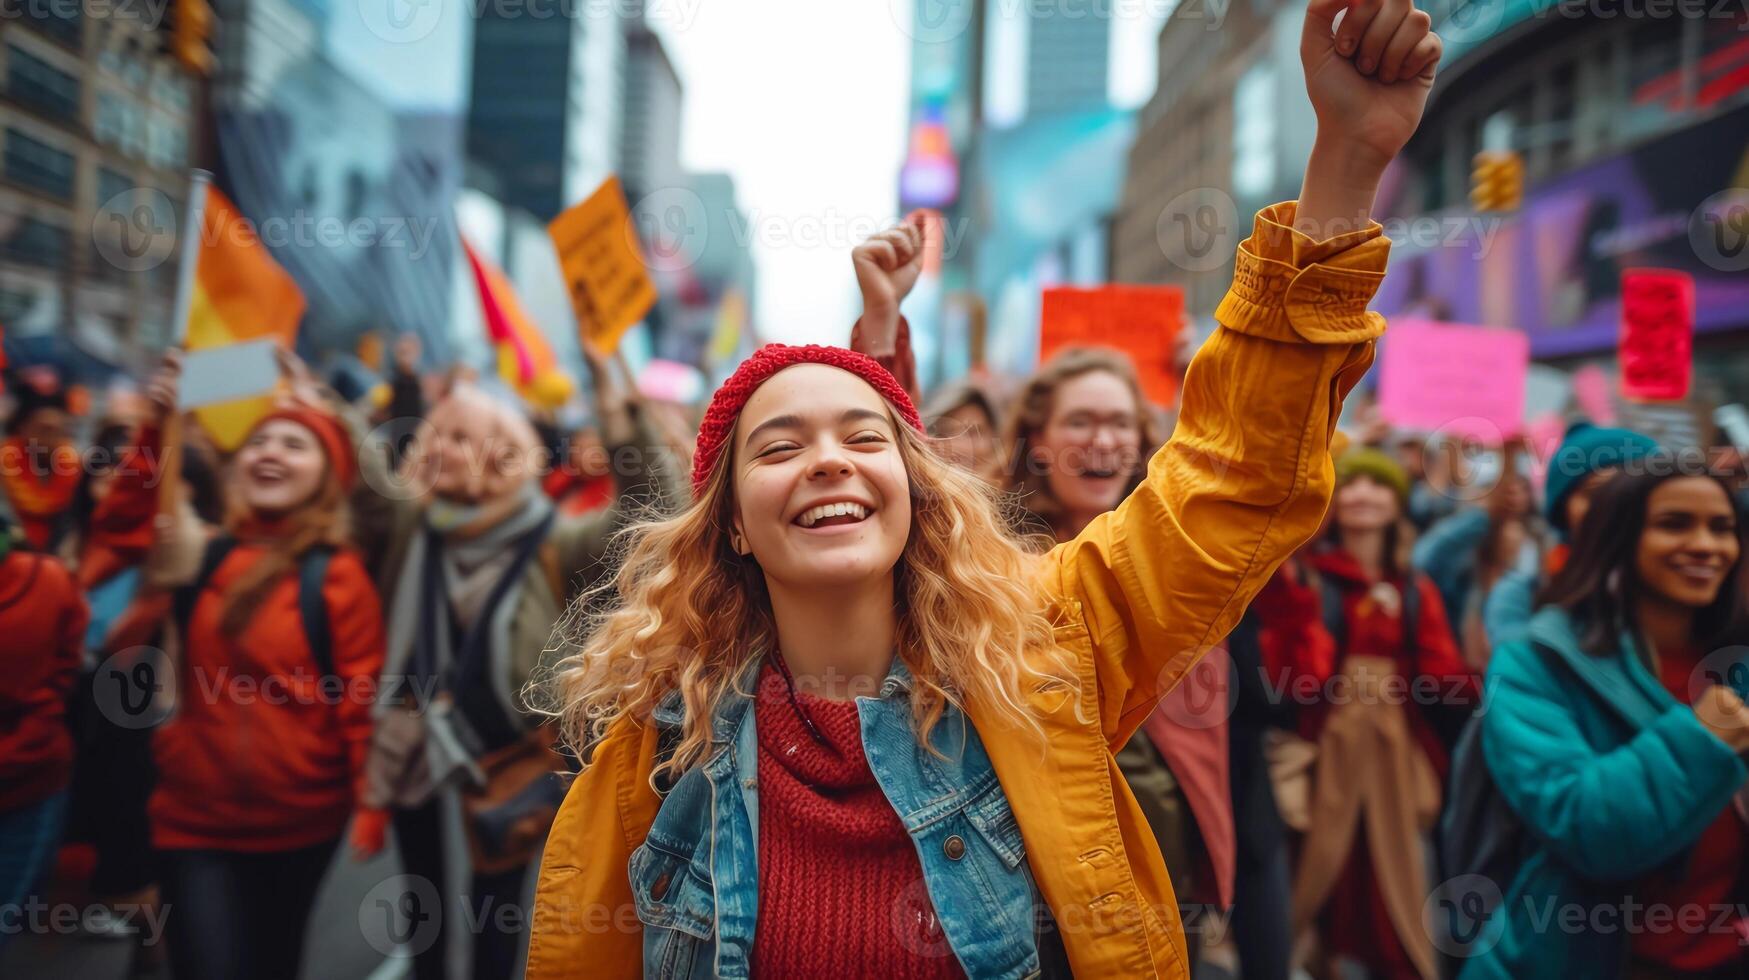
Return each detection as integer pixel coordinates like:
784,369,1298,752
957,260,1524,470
0,521,89,955
1271,448,1478,979
144,355,386,980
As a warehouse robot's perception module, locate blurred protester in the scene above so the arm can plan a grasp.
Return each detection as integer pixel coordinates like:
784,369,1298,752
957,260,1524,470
542,424,615,517
1225,554,1338,980
351,343,681,980
1278,448,1475,980
1000,347,1158,538
0,368,84,551
999,345,1236,953
922,380,1003,483
1473,468,1749,979
142,352,385,980
1413,453,1542,664
0,515,89,954
1483,423,1661,647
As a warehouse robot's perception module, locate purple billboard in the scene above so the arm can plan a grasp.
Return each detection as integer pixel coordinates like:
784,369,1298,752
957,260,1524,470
1376,101,1749,358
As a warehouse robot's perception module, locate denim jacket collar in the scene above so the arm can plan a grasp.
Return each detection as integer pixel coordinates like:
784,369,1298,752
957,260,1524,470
650,652,915,742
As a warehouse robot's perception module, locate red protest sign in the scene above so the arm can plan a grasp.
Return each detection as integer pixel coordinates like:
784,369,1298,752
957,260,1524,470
1619,269,1694,403
1039,285,1184,408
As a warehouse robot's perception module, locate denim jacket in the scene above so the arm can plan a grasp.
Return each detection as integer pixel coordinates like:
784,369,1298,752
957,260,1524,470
628,657,1068,979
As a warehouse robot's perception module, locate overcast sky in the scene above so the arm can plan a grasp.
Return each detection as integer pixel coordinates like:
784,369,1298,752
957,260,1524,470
328,0,1167,346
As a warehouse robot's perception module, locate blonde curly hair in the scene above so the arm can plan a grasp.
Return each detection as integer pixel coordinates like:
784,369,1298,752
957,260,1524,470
532,409,1081,783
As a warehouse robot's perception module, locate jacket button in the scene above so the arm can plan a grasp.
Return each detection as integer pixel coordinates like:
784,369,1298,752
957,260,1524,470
651,873,671,901
943,835,966,861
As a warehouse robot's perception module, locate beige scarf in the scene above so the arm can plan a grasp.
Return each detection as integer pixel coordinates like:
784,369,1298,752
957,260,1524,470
1290,654,1442,980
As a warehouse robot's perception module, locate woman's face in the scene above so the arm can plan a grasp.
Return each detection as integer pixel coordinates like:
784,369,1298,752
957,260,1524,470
1033,370,1142,522
1334,475,1401,532
934,402,997,476
236,419,327,516
732,365,912,590
1635,477,1740,609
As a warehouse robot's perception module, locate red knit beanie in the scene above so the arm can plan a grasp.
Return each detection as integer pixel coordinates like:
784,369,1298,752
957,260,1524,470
253,405,358,490
691,344,925,495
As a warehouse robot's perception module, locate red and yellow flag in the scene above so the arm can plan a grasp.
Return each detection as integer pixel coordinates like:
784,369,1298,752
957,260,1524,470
184,186,306,450
462,236,573,409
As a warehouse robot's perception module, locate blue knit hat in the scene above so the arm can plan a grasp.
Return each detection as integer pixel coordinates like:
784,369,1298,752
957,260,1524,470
1544,422,1661,535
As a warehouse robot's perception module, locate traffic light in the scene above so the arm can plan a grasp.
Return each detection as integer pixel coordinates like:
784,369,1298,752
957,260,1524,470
1469,150,1524,213
166,0,215,76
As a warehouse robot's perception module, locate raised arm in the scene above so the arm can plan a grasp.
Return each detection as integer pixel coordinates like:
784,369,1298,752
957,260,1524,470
547,342,685,591
1043,0,1443,747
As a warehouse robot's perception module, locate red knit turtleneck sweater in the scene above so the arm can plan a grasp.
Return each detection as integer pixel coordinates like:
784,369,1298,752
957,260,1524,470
750,662,965,979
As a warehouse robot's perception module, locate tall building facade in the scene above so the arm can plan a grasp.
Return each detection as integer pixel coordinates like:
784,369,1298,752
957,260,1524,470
1374,2,1749,408
901,0,1134,383
1022,4,1110,117
620,18,682,203
1111,0,1301,321
467,4,625,221
1,2,201,366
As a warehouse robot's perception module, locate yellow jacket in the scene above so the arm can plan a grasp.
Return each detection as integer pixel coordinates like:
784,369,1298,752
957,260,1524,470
526,202,1391,978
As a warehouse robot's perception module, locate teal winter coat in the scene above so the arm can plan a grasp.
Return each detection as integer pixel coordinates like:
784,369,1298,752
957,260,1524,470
1461,607,1748,978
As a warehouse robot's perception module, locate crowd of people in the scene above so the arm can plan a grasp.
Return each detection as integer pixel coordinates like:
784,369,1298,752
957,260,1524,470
2,2,1747,978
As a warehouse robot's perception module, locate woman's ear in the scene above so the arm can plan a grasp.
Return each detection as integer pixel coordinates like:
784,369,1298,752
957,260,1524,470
730,513,751,556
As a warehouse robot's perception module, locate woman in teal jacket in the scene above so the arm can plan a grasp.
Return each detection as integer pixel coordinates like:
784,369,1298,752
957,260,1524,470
1469,468,1749,979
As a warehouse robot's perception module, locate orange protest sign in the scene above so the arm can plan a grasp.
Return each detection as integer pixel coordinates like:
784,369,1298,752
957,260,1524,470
1039,285,1185,407
548,176,658,354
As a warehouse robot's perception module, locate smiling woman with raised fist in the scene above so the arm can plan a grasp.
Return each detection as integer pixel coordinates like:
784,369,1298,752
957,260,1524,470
525,2,1442,977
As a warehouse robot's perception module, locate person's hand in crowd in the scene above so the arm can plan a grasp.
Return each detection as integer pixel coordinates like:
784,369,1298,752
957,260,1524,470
145,349,183,423
852,210,929,351
1694,684,1749,754
393,332,422,378
582,339,636,447
274,346,326,410
1297,0,1442,236
349,807,391,861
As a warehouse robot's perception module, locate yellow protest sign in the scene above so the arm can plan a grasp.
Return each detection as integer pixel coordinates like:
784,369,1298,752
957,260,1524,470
548,176,658,354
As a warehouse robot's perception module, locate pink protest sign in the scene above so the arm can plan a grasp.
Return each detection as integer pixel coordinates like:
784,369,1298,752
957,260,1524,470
1620,269,1694,402
1571,364,1617,425
1377,319,1530,443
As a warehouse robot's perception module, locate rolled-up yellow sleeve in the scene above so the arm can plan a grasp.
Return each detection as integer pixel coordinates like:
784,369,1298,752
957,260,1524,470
1045,202,1389,749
